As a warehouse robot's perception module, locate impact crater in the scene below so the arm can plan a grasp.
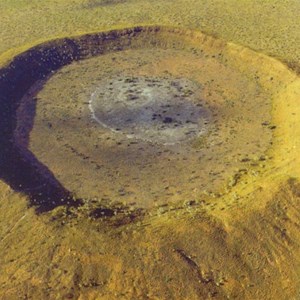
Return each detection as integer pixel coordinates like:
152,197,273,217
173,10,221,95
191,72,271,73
1,26,289,211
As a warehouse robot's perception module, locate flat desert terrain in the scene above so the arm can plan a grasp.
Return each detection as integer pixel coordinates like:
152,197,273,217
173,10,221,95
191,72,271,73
0,1,299,299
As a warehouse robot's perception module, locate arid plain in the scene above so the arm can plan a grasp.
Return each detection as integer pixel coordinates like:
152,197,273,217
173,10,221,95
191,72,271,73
0,1,300,299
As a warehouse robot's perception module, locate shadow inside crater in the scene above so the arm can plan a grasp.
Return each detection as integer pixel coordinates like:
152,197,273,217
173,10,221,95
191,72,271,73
0,40,84,213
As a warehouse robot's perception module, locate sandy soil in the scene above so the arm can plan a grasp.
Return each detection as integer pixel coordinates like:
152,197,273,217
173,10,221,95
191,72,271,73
0,2,300,300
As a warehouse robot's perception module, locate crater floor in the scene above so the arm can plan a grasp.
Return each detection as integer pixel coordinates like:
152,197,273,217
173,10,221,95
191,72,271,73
89,75,209,144
16,47,273,208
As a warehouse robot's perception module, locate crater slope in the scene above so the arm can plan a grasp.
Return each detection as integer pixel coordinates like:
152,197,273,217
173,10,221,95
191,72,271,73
0,26,300,299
